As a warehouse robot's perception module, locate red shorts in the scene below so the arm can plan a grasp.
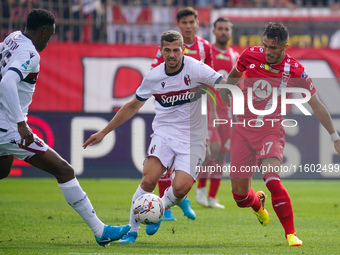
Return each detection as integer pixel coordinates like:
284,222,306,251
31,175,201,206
207,101,232,153
207,123,232,153
230,122,285,178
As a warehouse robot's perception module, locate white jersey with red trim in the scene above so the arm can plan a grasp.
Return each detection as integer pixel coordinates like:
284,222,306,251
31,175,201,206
235,46,317,123
137,55,222,143
0,31,40,140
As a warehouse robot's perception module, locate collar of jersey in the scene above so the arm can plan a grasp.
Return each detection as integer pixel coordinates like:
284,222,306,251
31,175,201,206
165,56,185,76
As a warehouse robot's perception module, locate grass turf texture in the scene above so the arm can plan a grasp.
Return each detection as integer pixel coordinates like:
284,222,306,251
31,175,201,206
0,178,339,255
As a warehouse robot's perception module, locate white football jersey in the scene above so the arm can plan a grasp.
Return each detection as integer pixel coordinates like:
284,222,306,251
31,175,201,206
0,31,40,141
137,56,222,143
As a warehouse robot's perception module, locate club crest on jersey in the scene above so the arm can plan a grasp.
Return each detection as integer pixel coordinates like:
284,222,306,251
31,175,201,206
282,72,290,85
199,52,206,61
184,74,191,86
260,63,279,74
161,82,165,88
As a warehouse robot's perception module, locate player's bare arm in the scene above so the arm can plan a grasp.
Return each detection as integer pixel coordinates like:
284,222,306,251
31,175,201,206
83,97,145,148
308,94,340,155
226,67,243,85
219,68,243,106
207,95,218,127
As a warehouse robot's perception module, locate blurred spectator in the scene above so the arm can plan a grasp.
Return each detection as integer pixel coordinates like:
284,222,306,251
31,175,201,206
1,0,11,39
69,0,105,42
196,0,224,8
329,29,340,48
254,0,296,9
301,0,328,6
163,0,198,6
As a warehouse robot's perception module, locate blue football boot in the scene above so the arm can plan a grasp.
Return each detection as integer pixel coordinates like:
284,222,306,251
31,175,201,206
178,198,196,220
95,224,131,247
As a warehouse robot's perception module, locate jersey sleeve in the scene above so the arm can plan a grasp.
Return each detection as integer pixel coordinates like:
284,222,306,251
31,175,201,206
136,75,153,101
235,48,248,73
8,50,40,81
151,49,164,69
296,68,317,97
0,65,25,123
197,61,222,86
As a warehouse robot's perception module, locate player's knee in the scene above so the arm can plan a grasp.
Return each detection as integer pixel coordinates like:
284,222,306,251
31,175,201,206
54,160,75,182
172,185,190,199
140,176,158,192
210,142,221,157
0,156,14,180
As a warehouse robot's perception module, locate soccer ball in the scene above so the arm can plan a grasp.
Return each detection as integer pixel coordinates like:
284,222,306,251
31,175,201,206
133,193,164,225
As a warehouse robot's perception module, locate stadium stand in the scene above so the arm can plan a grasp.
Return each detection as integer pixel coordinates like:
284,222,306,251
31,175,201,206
1,0,340,44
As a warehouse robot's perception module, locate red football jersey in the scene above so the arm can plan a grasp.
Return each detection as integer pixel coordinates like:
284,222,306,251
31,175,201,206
151,35,213,68
211,45,239,117
211,45,239,78
235,46,317,122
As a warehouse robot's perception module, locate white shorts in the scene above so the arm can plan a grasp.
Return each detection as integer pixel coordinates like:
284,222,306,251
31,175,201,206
0,134,49,161
146,134,205,180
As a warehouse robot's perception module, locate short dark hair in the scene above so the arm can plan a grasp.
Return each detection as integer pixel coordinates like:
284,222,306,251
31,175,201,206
213,17,232,29
160,30,183,48
263,22,288,44
26,9,55,31
176,7,198,23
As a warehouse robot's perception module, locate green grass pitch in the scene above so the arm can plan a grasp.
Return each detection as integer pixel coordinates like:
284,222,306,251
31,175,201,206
0,178,339,254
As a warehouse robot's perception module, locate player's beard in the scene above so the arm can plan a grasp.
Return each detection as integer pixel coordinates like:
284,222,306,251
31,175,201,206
217,35,229,45
166,57,180,70
265,55,276,64
266,50,285,65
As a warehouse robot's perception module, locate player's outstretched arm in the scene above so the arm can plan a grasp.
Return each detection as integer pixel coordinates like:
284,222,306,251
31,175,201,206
226,67,243,85
83,97,145,148
219,68,243,106
308,94,340,155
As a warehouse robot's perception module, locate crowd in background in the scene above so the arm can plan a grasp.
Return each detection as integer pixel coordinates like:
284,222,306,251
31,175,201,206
1,0,340,43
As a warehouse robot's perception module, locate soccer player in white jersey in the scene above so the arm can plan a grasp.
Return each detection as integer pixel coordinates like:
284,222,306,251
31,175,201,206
0,9,130,247
151,7,214,221
83,30,228,243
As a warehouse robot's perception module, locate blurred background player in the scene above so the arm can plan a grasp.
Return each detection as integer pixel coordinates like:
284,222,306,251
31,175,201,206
196,17,239,209
151,6,214,221
223,22,340,247
0,9,130,247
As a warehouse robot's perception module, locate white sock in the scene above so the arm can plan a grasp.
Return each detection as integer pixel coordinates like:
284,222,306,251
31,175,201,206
58,178,104,238
129,184,151,232
162,186,183,208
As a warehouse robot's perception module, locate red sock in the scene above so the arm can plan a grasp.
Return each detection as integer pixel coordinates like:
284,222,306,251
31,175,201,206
232,188,261,212
158,173,172,210
208,178,221,198
264,173,295,237
197,178,207,188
